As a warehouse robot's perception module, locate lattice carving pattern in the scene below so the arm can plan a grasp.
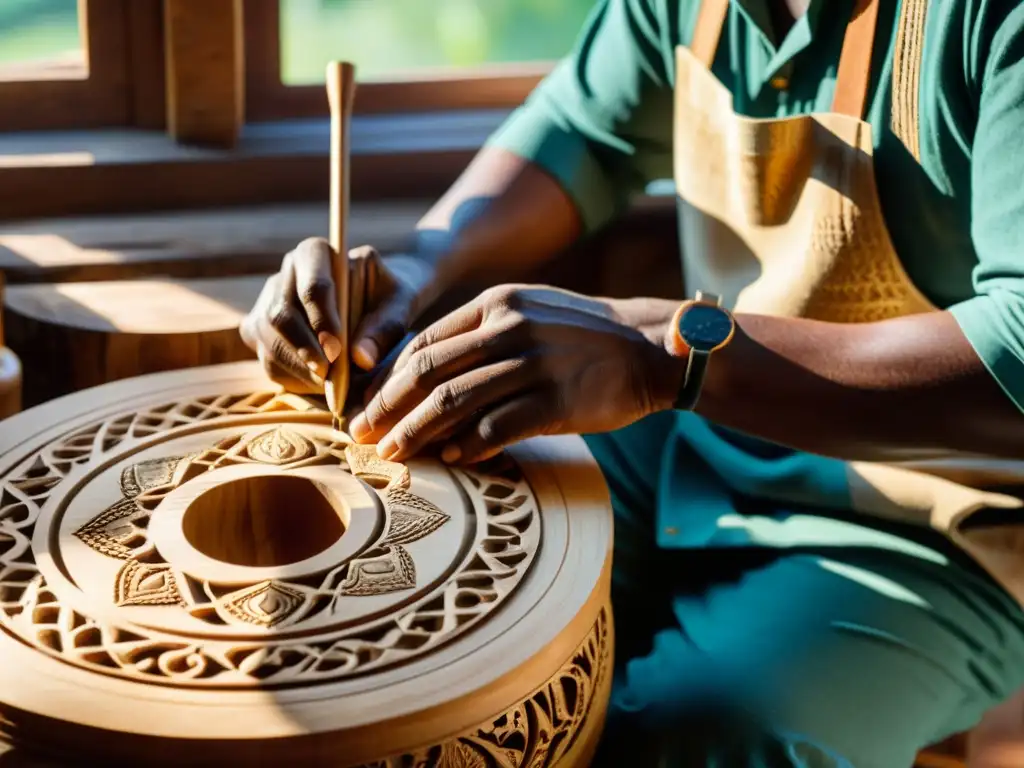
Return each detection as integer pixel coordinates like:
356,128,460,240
0,392,541,688
357,608,611,768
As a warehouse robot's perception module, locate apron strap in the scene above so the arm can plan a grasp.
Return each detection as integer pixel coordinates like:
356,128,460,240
891,0,928,160
691,0,882,119
689,0,927,142
690,0,729,71
833,0,881,118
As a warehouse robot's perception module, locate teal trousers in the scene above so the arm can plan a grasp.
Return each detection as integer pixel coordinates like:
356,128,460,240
583,413,1024,768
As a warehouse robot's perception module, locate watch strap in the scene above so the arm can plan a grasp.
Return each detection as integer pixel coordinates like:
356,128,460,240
673,348,711,411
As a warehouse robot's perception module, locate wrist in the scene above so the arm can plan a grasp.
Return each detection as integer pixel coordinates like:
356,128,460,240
382,253,448,311
647,334,689,413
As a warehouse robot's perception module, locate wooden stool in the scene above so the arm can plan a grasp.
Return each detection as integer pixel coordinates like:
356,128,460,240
0,361,613,766
3,275,263,405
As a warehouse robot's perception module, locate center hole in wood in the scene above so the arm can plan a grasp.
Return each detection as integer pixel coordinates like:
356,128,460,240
182,475,346,568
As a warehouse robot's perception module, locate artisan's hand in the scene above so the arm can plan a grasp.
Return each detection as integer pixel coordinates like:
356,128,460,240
348,286,685,464
240,238,438,394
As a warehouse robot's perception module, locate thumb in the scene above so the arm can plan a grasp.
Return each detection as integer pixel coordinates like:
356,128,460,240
350,247,411,371
352,295,413,371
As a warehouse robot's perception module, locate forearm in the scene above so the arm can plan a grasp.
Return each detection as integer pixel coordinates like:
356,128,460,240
651,304,1024,460
412,147,584,293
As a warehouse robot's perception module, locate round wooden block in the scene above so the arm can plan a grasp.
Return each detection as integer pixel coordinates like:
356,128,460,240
0,362,614,767
0,272,23,420
0,346,21,420
3,275,262,406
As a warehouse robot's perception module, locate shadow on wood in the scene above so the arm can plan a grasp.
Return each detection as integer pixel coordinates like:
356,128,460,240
3,274,265,405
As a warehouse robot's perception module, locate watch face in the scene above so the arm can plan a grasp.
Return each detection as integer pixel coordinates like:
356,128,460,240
679,303,733,352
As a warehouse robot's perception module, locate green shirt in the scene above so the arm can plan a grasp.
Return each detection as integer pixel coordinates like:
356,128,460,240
488,0,1024,414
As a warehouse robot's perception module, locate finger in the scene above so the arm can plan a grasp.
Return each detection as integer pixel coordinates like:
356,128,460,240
376,357,537,462
239,273,281,352
350,325,510,444
347,245,401,370
361,331,416,406
356,245,395,308
259,321,325,391
351,300,405,372
348,248,369,343
291,237,344,363
266,257,330,379
256,345,323,395
389,299,486,375
363,246,388,308
240,276,323,387
443,392,563,465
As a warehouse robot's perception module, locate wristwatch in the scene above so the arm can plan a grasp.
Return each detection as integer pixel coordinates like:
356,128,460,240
668,290,736,411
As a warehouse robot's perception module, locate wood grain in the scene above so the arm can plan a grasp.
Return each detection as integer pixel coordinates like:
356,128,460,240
3,275,263,404
0,201,427,284
164,0,244,147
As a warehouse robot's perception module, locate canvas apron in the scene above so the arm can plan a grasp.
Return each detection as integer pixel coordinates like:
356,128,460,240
673,0,1024,607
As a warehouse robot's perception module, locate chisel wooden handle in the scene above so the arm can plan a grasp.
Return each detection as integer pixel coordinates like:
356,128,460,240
324,61,357,424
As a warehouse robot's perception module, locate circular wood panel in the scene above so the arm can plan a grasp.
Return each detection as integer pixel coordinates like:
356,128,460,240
3,276,262,405
0,362,613,767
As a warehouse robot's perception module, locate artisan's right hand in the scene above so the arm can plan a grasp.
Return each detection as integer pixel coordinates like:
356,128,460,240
240,237,438,395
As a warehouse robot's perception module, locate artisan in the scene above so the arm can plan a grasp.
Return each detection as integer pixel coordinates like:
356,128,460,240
241,0,1024,764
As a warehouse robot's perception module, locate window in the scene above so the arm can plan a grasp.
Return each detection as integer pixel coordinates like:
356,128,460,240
279,0,595,84
0,0,85,78
0,1,593,219
245,0,596,120
0,0,165,133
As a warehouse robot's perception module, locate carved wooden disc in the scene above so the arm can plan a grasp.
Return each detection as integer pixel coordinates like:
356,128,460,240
0,362,613,767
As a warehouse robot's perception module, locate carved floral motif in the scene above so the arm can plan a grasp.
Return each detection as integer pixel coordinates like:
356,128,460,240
0,392,541,688
340,547,417,597
71,425,450,630
384,488,451,546
114,561,182,607
245,427,315,465
222,581,307,628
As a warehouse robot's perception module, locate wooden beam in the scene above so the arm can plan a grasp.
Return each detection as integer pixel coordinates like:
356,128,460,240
164,0,244,147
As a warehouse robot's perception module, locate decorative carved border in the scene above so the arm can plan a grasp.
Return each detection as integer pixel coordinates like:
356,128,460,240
0,392,541,688
360,607,611,768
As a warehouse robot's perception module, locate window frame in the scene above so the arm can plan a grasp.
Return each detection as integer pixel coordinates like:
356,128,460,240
243,0,551,121
0,0,160,133
0,0,561,220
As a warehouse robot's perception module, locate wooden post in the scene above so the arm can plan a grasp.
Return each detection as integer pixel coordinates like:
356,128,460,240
164,0,245,147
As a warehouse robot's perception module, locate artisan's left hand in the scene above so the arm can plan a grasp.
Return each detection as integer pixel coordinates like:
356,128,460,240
347,285,683,464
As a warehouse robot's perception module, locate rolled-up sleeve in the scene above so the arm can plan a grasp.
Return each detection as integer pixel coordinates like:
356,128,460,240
485,0,676,232
948,4,1024,412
